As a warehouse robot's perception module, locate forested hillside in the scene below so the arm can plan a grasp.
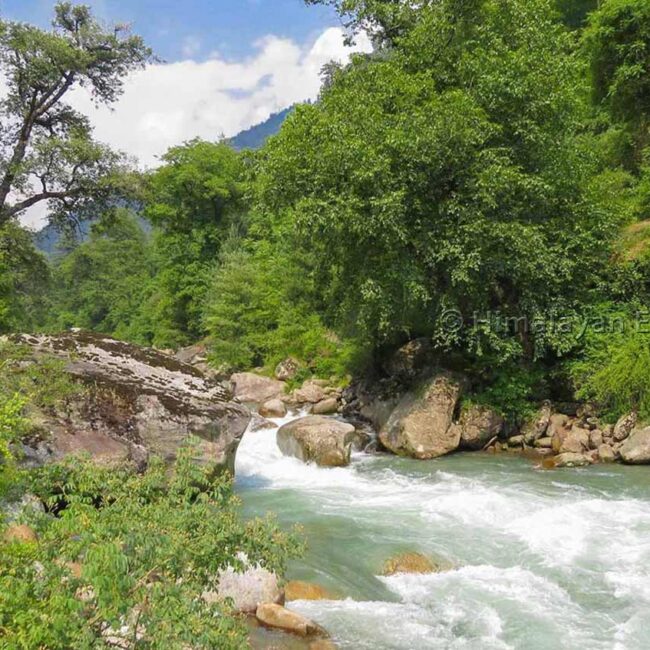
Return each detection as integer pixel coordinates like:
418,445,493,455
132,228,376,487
3,0,649,420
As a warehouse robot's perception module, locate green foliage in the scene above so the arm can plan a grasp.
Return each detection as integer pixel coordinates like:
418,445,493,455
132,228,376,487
570,306,650,420
0,223,50,333
0,342,80,503
0,393,27,499
0,342,81,410
555,0,598,28
0,2,152,226
0,449,301,649
259,0,616,367
49,210,153,341
585,0,650,166
203,243,367,379
467,363,546,423
141,140,246,347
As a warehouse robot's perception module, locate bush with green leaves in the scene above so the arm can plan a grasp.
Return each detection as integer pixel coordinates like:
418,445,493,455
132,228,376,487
0,393,26,500
203,242,369,380
569,306,650,421
0,448,302,649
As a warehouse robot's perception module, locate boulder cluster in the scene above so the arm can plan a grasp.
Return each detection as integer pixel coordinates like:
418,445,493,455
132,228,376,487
505,405,649,467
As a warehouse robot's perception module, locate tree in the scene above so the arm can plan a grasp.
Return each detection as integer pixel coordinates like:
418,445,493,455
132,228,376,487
0,2,152,226
304,0,433,47
556,0,599,28
260,0,618,364
50,210,153,340
0,222,50,333
585,0,650,164
143,140,246,347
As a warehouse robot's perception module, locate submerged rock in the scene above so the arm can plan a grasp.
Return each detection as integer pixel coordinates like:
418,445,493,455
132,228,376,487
13,332,250,473
382,552,442,576
379,373,463,459
620,428,650,464
277,416,356,467
284,580,337,601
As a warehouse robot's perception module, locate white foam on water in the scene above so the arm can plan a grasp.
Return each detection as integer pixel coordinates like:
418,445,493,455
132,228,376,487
289,597,511,650
235,413,650,649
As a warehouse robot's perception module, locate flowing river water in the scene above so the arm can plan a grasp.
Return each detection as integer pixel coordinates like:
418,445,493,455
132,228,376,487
235,412,650,649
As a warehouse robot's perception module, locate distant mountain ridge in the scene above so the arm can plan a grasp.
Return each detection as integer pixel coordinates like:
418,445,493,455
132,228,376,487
229,107,293,151
33,108,293,254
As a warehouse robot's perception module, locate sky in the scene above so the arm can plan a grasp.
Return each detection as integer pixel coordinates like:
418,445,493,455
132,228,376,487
0,0,372,227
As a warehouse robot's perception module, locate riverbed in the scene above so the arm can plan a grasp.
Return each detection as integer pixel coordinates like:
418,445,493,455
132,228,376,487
235,413,650,649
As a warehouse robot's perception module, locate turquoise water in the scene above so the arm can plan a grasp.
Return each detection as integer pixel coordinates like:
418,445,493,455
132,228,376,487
235,414,650,649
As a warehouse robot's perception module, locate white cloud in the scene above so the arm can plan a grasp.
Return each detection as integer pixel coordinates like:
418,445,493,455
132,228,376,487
69,27,371,168
10,27,371,229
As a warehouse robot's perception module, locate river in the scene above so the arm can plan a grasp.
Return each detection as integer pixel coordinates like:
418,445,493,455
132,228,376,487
235,412,650,649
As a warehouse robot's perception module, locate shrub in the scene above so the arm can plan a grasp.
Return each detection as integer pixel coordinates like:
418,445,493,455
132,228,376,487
1,448,302,649
570,311,650,420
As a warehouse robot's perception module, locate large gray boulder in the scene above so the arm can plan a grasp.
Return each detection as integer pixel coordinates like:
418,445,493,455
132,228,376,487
378,373,463,459
620,428,650,464
277,416,357,467
13,332,250,473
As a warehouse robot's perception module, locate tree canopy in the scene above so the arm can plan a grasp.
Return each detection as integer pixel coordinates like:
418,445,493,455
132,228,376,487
0,2,152,226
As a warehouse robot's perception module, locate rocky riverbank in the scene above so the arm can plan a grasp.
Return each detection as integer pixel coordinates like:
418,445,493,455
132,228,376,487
217,337,650,470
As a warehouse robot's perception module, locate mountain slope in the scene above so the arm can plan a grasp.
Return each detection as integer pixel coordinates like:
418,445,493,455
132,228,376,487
230,107,292,151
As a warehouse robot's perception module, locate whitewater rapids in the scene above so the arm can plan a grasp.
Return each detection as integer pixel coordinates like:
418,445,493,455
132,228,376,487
235,413,650,649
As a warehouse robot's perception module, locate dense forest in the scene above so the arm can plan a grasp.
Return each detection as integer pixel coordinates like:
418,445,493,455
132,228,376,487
1,0,650,646
3,0,650,420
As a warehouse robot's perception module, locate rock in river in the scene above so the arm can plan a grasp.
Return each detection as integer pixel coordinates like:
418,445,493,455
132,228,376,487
382,552,441,576
285,580,337,601
13,331,250,474
277,416,357,467
255,603,327,638
259,398,287,419
457,404,504,451
204,556,283,614
379,373,463,459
